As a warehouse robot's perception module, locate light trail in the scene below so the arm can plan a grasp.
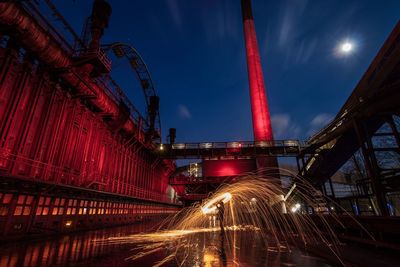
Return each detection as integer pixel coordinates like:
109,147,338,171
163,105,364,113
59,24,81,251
95,168,372,266
97,225,260,245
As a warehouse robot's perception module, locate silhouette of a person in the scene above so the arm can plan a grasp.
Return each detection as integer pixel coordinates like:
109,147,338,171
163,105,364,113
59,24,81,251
216,201,225,235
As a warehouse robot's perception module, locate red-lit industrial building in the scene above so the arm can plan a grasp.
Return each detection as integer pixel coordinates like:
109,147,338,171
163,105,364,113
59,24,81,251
0,1,180,239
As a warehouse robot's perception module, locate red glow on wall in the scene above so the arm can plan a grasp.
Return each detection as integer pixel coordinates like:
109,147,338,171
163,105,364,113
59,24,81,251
202,159,256,177
241,0,273,142
0,2,175,204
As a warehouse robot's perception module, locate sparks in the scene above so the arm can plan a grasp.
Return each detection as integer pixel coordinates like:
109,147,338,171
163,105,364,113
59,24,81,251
96,171,371,266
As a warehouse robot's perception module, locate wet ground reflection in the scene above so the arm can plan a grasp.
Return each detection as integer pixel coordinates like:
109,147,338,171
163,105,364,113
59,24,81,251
0,222,332,267
169,230,331,267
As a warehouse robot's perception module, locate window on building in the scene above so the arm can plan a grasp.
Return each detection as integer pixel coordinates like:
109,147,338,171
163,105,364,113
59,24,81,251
105,202,111,215
66,199,78,215
0,193,13,216
51,198,65,215
113,203,117,215
89,201,98,215
118,203,123,214
98,202,105,215
36,197,51,216
78,200,88,215
14,195,34,216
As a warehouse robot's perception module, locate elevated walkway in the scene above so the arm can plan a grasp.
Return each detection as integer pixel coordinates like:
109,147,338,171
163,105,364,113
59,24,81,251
169,176,235,186
157,140,302,159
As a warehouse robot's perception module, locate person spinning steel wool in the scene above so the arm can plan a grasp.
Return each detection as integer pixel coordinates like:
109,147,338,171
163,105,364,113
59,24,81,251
216,201,225,235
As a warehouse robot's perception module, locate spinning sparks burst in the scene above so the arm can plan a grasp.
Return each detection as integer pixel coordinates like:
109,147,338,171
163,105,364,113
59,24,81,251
201,192,232,214
96,169,373,267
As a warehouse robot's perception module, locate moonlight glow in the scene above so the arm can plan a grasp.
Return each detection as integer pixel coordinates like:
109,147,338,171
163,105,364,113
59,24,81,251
341,42,353,53
337,40,356,56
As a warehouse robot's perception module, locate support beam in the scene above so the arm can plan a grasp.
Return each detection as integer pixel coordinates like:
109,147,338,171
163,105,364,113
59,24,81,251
353,119,389,216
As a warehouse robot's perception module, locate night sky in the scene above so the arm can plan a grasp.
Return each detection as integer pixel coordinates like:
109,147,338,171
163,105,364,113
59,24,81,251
53,0,399,143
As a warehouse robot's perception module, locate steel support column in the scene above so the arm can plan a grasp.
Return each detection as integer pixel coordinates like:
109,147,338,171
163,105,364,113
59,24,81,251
386,115,400,148
353,119,389,216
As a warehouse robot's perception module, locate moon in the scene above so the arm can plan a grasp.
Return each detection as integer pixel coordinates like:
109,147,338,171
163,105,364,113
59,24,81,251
341,42,353,53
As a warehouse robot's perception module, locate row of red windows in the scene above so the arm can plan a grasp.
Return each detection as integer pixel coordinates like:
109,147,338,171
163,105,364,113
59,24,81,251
0,193,179,217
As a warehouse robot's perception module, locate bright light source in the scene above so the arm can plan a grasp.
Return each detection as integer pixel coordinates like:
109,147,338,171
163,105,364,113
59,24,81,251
341,42,353,53
336,40,356,57
251,198,257,202
172,143,185,149
291,203,301,213
159,144,164,151
65,220,72,227
201,192,232,215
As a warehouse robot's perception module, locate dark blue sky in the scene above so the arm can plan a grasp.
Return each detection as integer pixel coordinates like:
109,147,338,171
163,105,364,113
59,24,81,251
54,0,399,143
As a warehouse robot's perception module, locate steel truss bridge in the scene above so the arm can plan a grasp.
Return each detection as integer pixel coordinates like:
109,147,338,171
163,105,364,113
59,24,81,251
157,140,303,159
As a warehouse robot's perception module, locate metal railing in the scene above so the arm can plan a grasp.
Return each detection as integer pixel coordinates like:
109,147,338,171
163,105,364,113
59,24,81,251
0,148,177,205
157,140,304,159
170,140,303,150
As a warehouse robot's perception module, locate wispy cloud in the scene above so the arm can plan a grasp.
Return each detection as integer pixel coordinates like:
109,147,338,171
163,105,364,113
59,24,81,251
293,38,318,64
261,0,319,68
278,0,309,48
178,104,192,119
201,0,239,44
271,113,301,139
308,113,334,136
166,0,182,28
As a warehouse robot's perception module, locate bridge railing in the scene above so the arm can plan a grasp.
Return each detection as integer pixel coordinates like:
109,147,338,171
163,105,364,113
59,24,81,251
158,140,304,159
170,140,303,150
0,148,177,205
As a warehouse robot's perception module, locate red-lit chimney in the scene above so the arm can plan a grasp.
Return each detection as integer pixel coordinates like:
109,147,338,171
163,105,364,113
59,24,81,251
241,0,273,142
241,0,279,173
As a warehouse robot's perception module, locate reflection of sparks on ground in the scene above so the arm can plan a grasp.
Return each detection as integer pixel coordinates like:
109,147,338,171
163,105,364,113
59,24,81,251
96,225,259,245
95,168,371,266
201,192,232,214
95,225,259,266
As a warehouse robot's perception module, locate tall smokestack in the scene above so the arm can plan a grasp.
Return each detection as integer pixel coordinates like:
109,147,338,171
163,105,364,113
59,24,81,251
241,0,273,142
241,0,279,173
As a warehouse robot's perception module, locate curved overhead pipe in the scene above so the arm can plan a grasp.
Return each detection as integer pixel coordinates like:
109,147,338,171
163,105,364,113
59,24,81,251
102,42,162,141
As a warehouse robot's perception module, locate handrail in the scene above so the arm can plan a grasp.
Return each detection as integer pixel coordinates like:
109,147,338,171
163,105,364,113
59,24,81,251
168,139,303,150
0,148,177,205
